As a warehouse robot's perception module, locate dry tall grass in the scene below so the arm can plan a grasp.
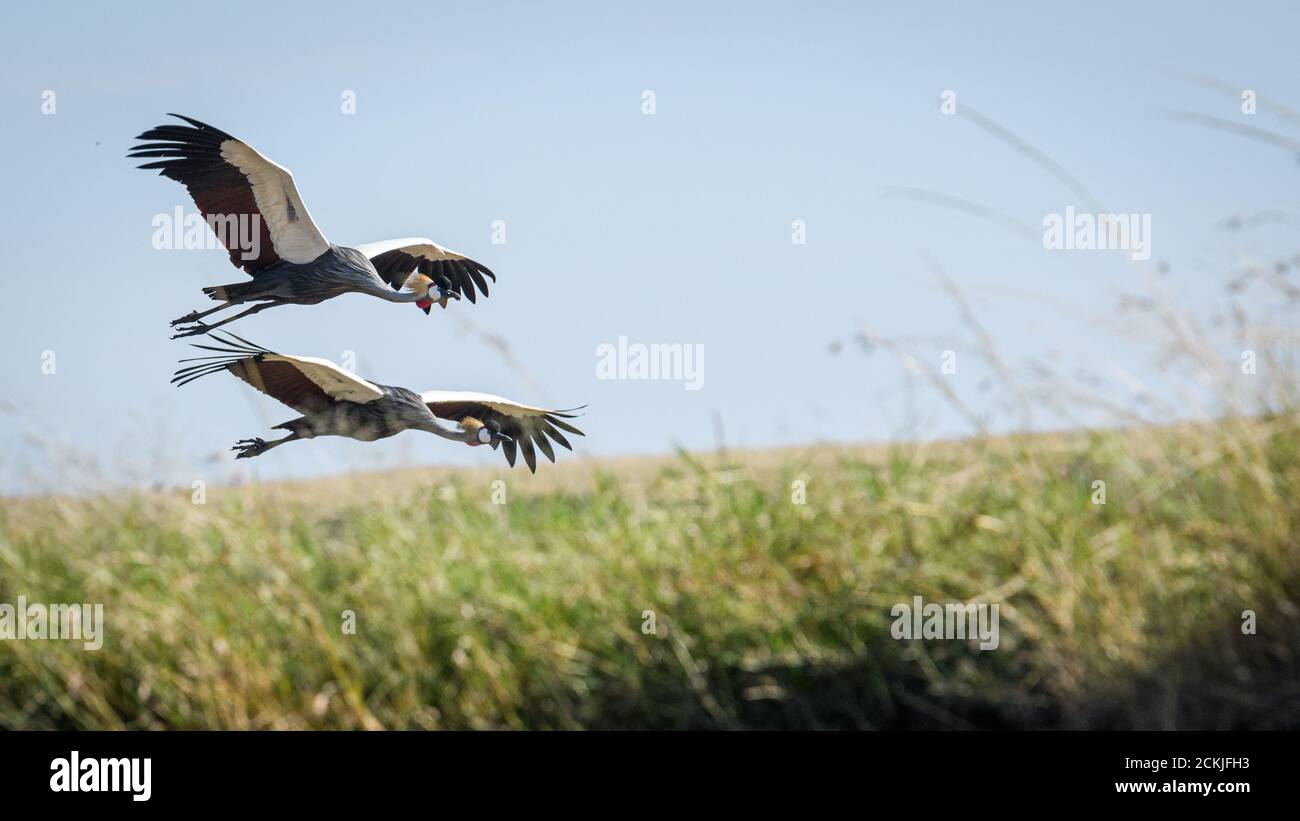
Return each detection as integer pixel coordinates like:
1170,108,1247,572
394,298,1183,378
1,408,1296,729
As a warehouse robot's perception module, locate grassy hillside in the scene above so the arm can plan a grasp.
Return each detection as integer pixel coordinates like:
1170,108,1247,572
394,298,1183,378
1,416,1297,729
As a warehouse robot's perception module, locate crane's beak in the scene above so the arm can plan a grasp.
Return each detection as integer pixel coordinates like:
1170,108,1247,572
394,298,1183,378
437,288,460,309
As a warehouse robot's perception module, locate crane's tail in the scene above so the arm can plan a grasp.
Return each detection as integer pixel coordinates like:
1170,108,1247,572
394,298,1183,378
171,331,277,388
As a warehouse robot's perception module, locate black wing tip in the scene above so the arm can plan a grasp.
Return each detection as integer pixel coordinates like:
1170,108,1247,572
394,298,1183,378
538,421,574,451
544,414,585,438
166,113,223,133
171,330,271,387
130,114,234,148
463,257,497,282
208,329,275,355
177,330,274,360
171,361,234,387
129,117,231,166
438,259,494,303
530,430,556,464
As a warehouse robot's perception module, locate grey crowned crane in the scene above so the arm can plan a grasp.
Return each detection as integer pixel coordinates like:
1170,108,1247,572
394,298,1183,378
129,115,498,338
173,333,584,472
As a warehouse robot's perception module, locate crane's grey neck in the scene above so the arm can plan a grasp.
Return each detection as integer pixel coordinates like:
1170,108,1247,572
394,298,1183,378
368,283,425,303
415,416,471,441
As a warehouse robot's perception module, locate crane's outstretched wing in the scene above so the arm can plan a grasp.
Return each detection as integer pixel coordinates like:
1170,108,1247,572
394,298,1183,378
355,238,496,304
172,333,382,414
130,114,330,275
420,390,585,472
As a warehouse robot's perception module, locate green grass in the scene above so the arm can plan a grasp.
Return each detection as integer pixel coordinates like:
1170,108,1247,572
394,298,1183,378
1,416,1297,729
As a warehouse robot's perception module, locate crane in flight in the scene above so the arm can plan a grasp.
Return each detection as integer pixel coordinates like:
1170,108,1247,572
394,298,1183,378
173,333,583,472
130,115,497,338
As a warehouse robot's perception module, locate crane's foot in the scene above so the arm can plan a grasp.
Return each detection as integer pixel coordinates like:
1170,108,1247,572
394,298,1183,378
232,438,268,459
171,310,202,326
171,321,210,339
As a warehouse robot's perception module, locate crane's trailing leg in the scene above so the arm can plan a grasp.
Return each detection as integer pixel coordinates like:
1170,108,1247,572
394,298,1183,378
232,433,299,459
171,302,234,326
172,300,286,339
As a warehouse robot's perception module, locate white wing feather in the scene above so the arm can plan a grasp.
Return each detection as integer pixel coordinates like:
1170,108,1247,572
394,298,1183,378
220,141,330,263
355,237,472,262
270,354,383,403
419,390,553,417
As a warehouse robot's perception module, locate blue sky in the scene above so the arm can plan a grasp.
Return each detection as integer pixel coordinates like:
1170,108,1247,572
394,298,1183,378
1,1,1298,492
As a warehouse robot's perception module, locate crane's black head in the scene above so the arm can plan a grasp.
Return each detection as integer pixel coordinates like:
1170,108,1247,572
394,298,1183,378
463,417,511,449
417,275,460,314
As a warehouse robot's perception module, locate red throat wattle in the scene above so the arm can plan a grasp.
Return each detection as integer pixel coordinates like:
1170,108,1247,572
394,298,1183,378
415,298,433,312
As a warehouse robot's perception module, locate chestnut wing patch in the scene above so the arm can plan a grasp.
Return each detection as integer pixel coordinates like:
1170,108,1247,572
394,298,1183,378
225,359,337,414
